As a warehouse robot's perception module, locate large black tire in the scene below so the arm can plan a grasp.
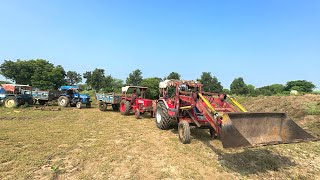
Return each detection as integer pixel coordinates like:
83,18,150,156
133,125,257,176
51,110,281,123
178,121,191,144
58,96,69,107
38,100,46,105
155,101,173,130
27,98,34,106
99,102,107,111
135,109,140,119
4,96,18,108
112,104,120,111
120,100,131,115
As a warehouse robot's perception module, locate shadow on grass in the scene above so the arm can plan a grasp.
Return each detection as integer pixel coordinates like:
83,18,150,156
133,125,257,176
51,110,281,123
172,127,296,175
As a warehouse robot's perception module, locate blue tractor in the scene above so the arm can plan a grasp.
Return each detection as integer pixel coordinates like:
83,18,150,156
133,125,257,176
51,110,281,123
57,86,91,109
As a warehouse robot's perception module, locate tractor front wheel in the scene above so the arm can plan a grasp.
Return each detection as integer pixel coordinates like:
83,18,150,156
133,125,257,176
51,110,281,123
178,121,191,144
99,102,107,111
120,100,131,115
135,109,140,119
209,128,218,139
27,98,34,106
38,100,46,105
4,97,18,108
76,102,82,109
58,96,69,107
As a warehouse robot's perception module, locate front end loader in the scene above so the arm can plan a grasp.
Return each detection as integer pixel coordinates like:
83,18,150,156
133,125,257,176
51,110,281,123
155,80,317,148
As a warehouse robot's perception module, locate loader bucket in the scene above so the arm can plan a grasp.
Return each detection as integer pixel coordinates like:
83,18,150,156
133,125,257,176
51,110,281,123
220,112,317,148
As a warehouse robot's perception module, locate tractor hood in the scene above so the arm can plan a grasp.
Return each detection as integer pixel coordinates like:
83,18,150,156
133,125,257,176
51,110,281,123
80,94,90,99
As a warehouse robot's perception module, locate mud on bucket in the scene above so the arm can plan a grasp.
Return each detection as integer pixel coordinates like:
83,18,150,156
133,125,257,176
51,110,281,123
220,112,317,148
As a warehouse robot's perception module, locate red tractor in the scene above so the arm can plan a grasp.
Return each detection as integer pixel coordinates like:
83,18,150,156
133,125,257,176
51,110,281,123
155,80,317,148
120,86,154,119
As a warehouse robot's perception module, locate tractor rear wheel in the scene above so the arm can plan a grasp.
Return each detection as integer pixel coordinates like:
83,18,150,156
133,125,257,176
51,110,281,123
112,104,119,111
4,96,18,108
178,121,191,144
38,100,46,105
155,101,172,130
99,102,107,111
76,102,82,109
135,109,140,119
58,96,69,107
120,100,131,115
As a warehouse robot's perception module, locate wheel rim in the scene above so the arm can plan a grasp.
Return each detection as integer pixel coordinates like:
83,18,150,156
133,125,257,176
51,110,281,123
60,99,66,106
6,99,15,107
156,110,161,123
77,103,81,108
179,124,184,139
120,103,125,112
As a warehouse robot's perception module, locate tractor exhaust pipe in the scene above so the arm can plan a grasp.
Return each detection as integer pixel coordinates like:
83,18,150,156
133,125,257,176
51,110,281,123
220,112,317,148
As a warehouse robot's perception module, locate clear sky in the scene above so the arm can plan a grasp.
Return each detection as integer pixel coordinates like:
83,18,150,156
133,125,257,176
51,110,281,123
0,0,319,89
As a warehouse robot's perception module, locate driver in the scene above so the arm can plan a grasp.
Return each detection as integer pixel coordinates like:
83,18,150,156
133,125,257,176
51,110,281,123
0,85,5,94
131,89,137,105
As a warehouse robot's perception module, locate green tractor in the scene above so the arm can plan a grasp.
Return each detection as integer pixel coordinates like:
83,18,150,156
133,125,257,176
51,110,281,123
1,84,33,108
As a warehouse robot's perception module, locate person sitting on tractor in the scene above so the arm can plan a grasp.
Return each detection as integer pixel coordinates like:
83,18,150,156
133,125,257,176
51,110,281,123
131,89,137,105
0,85,5,94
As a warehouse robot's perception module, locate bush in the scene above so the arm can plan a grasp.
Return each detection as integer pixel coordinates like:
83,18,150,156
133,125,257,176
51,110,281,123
304,102,320,115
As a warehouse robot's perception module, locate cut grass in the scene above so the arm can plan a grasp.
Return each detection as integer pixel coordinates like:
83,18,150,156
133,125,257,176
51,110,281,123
0,104,319,179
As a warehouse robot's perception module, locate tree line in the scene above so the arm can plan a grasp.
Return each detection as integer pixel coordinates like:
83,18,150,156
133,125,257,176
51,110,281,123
0,59,317,98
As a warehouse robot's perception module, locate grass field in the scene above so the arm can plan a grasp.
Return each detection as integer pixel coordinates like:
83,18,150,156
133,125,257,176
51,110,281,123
0,96,320,179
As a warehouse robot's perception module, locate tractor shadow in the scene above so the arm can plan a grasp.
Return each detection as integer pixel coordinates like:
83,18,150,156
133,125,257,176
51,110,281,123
171,128,296,176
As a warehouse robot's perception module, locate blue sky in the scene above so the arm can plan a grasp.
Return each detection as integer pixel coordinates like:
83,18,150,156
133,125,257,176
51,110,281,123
0,0,319,89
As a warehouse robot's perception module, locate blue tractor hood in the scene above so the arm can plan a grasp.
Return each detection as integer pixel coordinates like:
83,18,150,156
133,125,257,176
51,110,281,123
80,94,90,99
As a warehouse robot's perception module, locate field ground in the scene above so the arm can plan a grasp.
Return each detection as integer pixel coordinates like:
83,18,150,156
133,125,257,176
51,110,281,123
0,95,320,179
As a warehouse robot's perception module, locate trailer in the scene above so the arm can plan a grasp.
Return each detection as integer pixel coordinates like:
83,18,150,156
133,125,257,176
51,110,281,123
32,89,61,105
96,92,121,111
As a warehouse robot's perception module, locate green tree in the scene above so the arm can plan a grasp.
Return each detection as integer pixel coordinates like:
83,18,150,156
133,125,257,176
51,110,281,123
0,59,55,85
198,72,223,92
83,71,92,86
256,84,285,96
0,59,66,89
31,65,66,90
230,77,249,95
83,68,113,92
247,84,256,96
110,78,124,93
222,89,231,94
66,71,82,85
285,80,315,93
141,77,161,99
166,72,181,80
126,69,143,86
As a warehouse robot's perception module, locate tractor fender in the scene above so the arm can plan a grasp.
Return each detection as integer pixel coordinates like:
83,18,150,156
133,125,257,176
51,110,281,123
157,99,177,117
157,99,169,109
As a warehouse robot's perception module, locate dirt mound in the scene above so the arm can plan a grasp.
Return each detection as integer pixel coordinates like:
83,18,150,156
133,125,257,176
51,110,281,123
240,94,320,118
